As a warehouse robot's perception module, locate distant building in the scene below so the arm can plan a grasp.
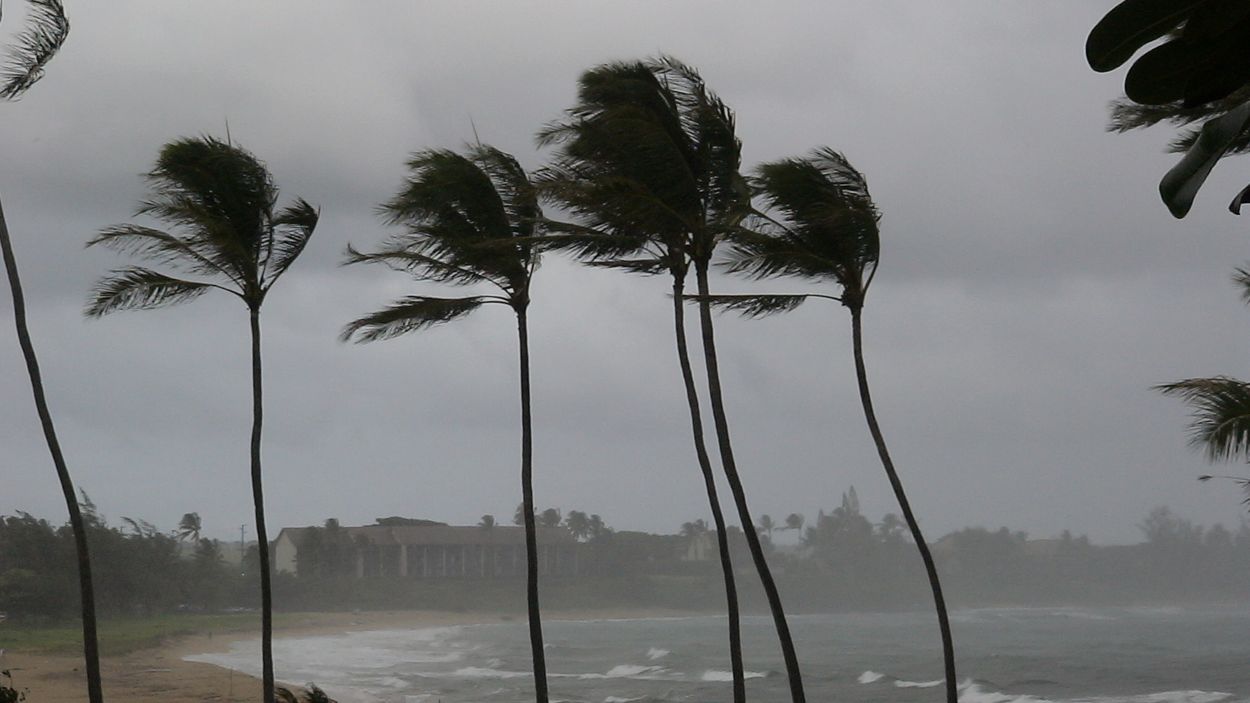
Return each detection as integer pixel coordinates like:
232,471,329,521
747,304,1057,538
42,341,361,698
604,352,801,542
273,523,579,579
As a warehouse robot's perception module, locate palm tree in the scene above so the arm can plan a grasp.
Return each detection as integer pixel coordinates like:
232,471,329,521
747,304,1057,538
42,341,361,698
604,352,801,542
0,5,101,702
758,514,775,541
86,135,318,703
341,144,550,703
784,513,805,533
702,147,958,703
565,510,590,541
538,56,802,703
177,512,202,543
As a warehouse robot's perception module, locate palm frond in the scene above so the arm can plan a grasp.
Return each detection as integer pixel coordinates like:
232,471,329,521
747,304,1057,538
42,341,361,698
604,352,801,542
265,198,319,286
1157,377,1250,462
684,293,812,318
85,267,216,317
0,0,69,100
340,295,500,343
86,224,244,286
343,242,499,287
584,257,669,275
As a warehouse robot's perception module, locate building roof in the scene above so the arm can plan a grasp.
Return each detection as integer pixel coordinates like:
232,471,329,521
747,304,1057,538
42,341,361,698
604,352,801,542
277,524,576,548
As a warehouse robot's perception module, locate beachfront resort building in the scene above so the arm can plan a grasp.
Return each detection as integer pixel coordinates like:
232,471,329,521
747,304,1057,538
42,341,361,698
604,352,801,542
273,521,579,579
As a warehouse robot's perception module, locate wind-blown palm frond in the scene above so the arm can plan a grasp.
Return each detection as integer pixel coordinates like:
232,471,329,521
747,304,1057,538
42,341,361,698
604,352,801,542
87,224,243,284
0,0,69,100
85,266,215,317
744,148,880,301
89,136,317,309
584,257,669,275
341,295,500,343
374,147,538,295
685,293,816,318
266,198,319,284
1157,377,1250,462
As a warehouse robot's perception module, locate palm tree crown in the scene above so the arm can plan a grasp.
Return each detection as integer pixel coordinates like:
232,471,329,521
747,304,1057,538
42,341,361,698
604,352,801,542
537,56,750,274
341,145,538,341
711,148,880,315
86,136,318,315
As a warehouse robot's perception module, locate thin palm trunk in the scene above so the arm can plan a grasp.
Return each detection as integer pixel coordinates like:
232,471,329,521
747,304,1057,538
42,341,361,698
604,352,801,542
672,276,745,702
249,306,275,703
694,262,806,703
516,307,549,703
850,307,956,703
0,196,104,703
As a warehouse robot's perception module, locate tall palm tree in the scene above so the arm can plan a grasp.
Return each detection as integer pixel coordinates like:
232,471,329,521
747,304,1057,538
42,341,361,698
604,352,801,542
86,136,318,703
0,5,102,702
700,147,958,703
538,56,803,703
341,144,550,703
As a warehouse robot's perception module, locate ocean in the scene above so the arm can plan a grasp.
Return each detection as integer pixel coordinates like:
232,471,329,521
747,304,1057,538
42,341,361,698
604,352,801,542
184,606,1250,703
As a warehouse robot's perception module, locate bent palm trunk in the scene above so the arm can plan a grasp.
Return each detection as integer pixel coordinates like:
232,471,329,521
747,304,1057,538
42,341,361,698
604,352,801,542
516,308,549,703
0,197,104,703
850,307,956,703
695,262,806,703
672,276,745,702
249,307,275,703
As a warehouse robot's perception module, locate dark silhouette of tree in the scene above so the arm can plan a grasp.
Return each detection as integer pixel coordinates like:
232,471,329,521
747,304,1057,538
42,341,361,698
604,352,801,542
565,510,590,541
86,135,318,703
784,513,804,533
0,4,100,701
479,514,497,530
1158,270,1250,507
758,514,775,541
342,144,550,703
176,512,202,543
538,508,562,529
680,519,709,539
514,502,531,527
1086,1,1250,217
701,147,958,703
538,56,802,703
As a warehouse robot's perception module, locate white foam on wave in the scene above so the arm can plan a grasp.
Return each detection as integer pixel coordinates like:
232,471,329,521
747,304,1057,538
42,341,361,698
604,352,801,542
646,647,670,660
701,670,767,682
447,665,532,679
570,664,672,680
859,671,886,684
957,682,1234,703
896,678,943,689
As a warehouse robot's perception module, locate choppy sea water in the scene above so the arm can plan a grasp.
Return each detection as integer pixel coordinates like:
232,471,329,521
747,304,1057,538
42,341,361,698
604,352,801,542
184,606,1250,703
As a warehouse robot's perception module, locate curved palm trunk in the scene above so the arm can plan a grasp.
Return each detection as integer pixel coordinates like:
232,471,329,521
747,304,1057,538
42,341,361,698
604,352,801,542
694,262,806,703
516,308,549,703
0,197,104,703
850,307,956,703
671,276,745,702
249,307,275,703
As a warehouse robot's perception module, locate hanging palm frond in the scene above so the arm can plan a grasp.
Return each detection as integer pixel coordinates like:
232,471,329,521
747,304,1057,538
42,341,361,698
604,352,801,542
1157,376,1250,462
0,0,69,100
683,293,814,318
84,267,216,317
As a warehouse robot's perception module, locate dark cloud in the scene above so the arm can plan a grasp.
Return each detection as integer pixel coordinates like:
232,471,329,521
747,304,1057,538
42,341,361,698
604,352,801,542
4,2,1248,547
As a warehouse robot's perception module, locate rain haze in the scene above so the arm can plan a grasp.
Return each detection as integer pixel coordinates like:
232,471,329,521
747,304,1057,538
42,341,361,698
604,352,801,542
4,1,1249,549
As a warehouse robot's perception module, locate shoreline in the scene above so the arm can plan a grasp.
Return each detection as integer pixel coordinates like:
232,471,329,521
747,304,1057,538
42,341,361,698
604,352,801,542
0,607,701,702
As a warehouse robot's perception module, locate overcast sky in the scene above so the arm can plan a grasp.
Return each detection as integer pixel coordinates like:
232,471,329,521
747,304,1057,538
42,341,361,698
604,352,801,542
3,2,1249,546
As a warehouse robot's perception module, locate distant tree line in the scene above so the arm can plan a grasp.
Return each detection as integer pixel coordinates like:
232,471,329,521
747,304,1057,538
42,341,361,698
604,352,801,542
4,498,1248,623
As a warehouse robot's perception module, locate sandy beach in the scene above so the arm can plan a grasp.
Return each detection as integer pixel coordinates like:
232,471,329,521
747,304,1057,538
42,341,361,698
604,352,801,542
1,608,693,702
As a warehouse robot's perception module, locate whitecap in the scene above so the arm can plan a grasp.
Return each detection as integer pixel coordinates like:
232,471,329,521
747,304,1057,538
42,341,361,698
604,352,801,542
858,670,886,684
447,666,531,679
701,670,766,682
646,647,670,660
896,678,943,689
